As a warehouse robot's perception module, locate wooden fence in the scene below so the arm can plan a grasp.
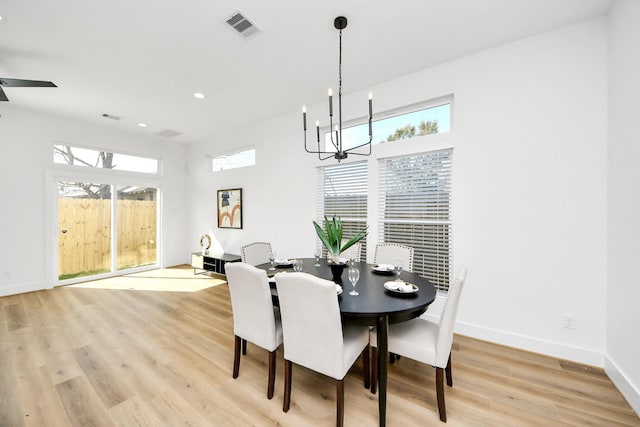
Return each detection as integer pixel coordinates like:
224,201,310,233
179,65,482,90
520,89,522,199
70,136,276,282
58,199,157,278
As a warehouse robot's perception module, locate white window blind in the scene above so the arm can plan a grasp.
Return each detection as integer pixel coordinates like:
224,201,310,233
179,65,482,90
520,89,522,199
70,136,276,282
378,149,452,291
316,161,368,257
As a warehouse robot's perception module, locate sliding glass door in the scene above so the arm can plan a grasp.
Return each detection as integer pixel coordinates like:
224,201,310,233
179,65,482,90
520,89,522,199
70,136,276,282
56,179,158,282
116,186,157,270
58,180,112,280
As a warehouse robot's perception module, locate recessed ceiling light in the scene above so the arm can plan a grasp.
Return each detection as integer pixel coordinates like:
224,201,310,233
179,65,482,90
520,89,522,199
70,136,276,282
194,92,205,99
138,122,147,128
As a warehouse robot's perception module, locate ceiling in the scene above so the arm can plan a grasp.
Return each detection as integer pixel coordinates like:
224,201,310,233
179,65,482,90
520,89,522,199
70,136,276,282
0,0,612,144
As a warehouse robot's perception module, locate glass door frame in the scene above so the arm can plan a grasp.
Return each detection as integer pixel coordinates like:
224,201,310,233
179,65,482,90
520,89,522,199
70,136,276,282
46,169,162,287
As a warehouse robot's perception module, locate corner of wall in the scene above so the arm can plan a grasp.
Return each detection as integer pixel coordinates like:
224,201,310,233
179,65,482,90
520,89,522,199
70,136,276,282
605,355,640,417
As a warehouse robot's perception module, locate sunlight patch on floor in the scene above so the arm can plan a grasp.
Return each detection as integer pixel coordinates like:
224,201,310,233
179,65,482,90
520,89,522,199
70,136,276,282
68,268,226,292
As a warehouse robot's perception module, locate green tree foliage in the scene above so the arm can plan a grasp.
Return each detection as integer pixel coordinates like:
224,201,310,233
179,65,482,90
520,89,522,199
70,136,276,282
386,124,416,142
384,120,439,142
418,120,439,136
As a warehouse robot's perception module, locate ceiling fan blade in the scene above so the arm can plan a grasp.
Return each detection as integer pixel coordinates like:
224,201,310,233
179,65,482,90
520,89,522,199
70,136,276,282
0,78,57,88
0,86,8,101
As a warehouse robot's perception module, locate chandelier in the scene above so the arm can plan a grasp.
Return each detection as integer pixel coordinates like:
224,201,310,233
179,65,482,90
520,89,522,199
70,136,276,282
302,16,372,162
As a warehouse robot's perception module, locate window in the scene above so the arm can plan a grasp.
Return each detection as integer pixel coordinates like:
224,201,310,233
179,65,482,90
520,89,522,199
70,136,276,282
323,97,451,152
53,143,160,282
316,161,368,257
54,144,158,174
378,149,453,291
211,148,256,171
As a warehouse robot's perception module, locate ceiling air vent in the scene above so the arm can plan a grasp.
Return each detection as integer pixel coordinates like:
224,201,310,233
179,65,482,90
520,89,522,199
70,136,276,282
153,129,182,138
225,11,260,39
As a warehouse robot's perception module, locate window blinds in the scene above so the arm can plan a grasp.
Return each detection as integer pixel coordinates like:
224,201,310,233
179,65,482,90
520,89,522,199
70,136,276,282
316,161,368,257
378,149,453,291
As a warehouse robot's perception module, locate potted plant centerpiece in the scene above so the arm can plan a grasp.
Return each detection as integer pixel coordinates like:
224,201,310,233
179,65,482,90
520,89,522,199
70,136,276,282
313,216,368,283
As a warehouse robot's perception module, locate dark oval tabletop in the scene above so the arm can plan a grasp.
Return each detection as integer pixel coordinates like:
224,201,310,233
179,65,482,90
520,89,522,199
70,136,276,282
259,258,437,325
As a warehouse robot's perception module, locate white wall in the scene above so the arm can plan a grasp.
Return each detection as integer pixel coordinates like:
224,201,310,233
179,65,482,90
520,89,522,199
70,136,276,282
0,105,188,296
188,18,609,366
606,0,640,414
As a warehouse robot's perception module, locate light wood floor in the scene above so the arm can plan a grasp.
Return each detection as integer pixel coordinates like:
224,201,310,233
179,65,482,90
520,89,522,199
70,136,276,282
1,266,638,426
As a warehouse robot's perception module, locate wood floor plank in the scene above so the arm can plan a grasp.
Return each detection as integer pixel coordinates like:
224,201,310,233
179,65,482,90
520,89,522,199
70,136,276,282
0,346,26,427
108,396,165,427
55,375,116,427
0,266,637,426
147,389,213,426
5,302,29,331
72,344,134,409
16,365,71,427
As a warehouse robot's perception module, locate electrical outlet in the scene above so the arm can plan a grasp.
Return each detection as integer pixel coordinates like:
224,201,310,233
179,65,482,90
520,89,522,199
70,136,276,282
563,314,575,330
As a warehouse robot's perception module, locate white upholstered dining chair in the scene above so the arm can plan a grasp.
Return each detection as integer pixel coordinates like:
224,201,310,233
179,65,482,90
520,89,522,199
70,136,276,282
373,242,414,272
369,267,467,422
274,272,370,427
224,262,283,399
340,241,362,262
240,241,272,266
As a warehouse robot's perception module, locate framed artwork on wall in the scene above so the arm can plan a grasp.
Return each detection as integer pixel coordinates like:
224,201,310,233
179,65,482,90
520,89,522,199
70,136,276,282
217,188,243,229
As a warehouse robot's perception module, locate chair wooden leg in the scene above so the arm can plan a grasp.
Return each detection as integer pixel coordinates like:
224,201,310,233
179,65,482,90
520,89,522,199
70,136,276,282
233,335,241,378
242,338,247,355
389,352,402,364
336,379,344,427
370,347,378,394
283,360,292,412
267,350,276,399
362,345,370,389
436,367,447,422
445,353,453,387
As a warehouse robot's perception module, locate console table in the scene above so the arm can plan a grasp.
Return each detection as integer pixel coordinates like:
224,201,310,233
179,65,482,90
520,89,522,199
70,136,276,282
191,252,241,275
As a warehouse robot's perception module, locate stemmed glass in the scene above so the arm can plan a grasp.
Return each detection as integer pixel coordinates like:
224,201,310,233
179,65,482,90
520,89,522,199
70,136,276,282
393,261,404,282
269,251,276,271
314,252,321,267
348,266,360,296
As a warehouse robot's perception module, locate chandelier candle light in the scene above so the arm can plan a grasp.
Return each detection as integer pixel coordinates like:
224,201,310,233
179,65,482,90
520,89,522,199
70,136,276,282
302,16,373,162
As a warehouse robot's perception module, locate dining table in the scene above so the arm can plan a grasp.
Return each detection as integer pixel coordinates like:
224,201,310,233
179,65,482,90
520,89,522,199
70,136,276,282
257,258,437,427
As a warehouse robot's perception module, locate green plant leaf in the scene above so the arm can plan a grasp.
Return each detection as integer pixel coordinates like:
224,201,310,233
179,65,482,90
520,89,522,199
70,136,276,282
313,215,367,256
313,219,334,254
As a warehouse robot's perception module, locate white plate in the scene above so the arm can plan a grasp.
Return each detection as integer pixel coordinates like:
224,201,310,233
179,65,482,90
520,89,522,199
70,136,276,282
384,281,418,294
372,264,395,273
336,284,343,295
276,259,293,266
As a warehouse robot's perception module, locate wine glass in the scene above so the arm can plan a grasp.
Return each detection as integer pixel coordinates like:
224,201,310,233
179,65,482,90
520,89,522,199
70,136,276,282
348,266,360,296
393,260,404,281
269,251,276,271
314,252,321,267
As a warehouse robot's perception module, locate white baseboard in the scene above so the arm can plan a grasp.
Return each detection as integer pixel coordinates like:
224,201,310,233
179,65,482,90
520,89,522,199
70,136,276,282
0,281,50,297
454,320,604,367
605,356,640,416
423,294,603,366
